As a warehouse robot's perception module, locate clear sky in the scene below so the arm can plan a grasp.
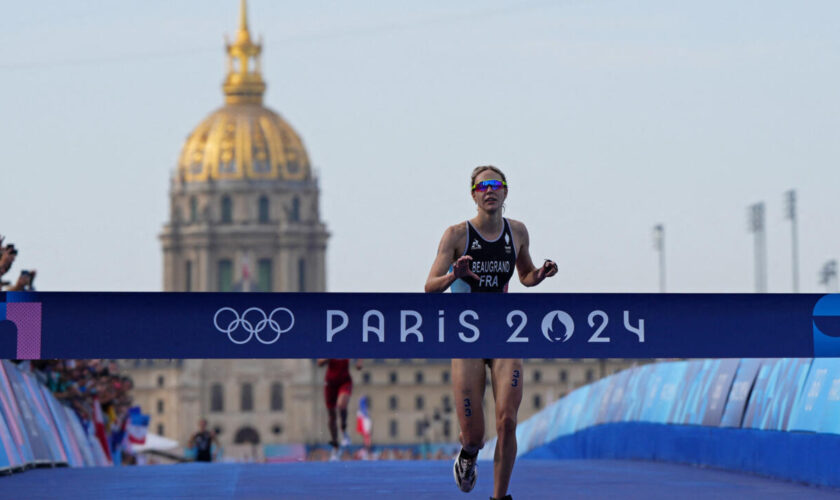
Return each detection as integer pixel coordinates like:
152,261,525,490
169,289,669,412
2,0,839,294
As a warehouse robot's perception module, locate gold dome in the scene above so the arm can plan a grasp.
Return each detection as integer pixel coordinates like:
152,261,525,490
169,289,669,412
178,0,311,183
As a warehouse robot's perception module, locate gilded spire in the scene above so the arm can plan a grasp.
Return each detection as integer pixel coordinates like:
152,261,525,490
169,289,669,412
240,0,248,32
223,0,265,104
236,0,251,45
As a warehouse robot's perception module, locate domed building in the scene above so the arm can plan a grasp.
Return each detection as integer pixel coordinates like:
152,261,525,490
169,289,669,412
123,1,329,460
161,1,327,294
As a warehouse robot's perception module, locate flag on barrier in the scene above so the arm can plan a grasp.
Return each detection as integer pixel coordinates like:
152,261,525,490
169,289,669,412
92,397,112,463
356,396,372,447
127,407,150,445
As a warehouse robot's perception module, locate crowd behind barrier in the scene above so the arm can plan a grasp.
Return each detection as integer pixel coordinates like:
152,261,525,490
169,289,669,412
485,358,840,488
0,359,144,475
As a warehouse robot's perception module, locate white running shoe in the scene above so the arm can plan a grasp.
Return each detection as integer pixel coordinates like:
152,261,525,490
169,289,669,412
341,431,351,447
453,449,477,492
329,447,340,462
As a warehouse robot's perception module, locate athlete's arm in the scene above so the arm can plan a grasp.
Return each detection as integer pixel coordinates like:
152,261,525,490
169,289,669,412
512,221,557,287
317,359,329,367
424,224,478,293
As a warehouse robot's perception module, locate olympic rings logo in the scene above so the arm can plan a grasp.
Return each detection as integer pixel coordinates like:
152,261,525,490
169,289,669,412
213,307,295,345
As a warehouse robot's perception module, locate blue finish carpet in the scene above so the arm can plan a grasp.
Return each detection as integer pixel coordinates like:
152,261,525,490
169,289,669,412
1,460,838,499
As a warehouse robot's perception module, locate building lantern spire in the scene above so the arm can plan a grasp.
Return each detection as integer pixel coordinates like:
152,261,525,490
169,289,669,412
223,0,265,104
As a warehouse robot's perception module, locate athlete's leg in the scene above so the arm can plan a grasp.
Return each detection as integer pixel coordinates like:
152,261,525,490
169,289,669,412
452,359,487,453
489,358,523,500
451,358,487,492
336,384,352,445
324,383,339,447
337,392,350,428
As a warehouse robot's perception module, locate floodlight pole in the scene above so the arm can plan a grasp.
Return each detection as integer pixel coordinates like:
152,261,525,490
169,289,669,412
785,190,799,292
748,203,767,293
653,224,665,293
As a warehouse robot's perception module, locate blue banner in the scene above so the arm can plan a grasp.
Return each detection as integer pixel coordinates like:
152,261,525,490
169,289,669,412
1,292,836,359
751,359,811,431
700,359,740,426
741,359,781,429
619,364,655,422
816,361,840,435
671,359,719,424
719,359,763,428
667,360,705,424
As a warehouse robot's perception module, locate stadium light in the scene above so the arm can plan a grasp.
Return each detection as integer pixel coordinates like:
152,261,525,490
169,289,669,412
652,224,665,293
748,203,767,293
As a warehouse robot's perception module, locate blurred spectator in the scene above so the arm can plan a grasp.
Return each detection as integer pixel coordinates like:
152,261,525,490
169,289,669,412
0,235,36,291
188,418,220,462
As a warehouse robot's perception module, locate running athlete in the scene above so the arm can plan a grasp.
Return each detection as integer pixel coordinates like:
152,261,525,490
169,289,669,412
317,358,363,461
425,166,557,500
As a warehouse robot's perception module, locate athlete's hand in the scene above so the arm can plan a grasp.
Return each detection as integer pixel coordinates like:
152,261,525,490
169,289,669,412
452,256,480,281
536,259,558,281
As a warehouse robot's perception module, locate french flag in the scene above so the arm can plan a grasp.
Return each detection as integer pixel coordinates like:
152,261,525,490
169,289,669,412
127,407,150,445
92,397,113,462
356,395,372,447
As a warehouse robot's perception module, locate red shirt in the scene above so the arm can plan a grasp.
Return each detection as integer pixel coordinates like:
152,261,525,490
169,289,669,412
325,359,350,381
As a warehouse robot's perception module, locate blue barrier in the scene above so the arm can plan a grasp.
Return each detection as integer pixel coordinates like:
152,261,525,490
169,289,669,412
0,362,36,467
19,372,67,465
0,363,103,476
0,375,23,472
1,292,840,358
481,357,840,487
39,385,84,467
63,405,97,467
2,361,56,466
522,422,840,488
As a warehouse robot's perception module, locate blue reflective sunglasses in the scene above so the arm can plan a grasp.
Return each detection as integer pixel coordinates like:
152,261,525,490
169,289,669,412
472,179,507,192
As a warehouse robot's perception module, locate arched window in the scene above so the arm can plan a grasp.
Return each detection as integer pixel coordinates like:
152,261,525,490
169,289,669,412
234,426,260,445
258,196,270,223
241,382,254,412
221,196,233,223
210,383,224,412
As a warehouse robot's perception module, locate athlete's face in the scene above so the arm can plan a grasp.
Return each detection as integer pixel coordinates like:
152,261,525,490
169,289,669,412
471,170,507,212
